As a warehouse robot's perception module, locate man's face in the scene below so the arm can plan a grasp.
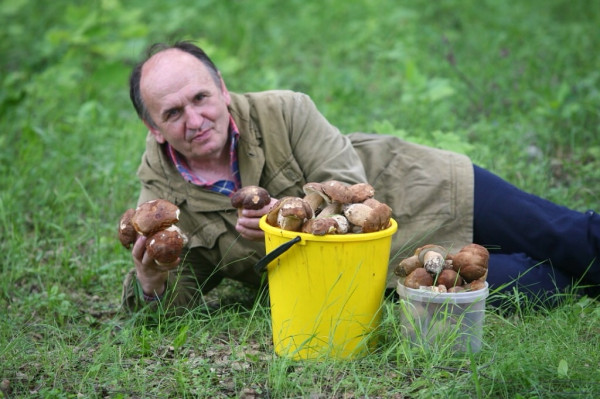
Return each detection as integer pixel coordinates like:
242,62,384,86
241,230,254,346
140,49,231,164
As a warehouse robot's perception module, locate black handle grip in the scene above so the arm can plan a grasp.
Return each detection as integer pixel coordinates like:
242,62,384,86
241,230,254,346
254,235,302,273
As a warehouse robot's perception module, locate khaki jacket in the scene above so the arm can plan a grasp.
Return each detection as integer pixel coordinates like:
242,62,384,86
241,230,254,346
122,90,473,312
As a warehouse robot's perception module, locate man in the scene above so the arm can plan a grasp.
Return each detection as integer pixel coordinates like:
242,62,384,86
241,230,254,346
122,41,600,312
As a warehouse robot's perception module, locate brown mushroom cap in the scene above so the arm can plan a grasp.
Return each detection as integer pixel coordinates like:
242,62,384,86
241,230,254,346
231,186,271,210
321,180,353,204
302,217,339,235
302,182,329,213
394,254,422,277
131,199,180,236
404,268,434,289
266,197,285,227
348,183,375,203
415,244,448,262
449,244,489,282
436,269,464,288
343,202,392,233
118,208,137,249
146,225,187,266
277,197,313,231
362,198,382,208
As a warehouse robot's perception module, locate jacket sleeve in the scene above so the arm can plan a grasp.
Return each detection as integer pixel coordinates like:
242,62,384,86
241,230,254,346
283,93,369,185
120,249,224,316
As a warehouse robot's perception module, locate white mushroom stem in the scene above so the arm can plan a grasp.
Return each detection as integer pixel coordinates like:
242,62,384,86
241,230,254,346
303,192,326,213
316,202,342,219
423,251,445,275
330,214,350,233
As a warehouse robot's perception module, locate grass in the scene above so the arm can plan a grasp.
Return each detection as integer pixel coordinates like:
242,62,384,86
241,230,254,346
1,0,599,397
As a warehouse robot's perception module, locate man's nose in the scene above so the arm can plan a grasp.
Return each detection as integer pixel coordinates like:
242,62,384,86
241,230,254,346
184,106,203,129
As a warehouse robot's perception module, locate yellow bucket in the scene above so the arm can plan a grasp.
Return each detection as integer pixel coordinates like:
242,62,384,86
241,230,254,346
258,216,398,360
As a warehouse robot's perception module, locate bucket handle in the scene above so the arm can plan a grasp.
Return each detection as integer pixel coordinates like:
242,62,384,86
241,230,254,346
254,235,302,273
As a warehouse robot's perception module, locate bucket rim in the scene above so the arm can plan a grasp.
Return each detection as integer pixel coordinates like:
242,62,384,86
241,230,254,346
259,215,398,242
396,280,489,304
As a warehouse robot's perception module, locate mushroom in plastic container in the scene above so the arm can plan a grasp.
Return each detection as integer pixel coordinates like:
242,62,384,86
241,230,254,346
403,267,434,289
415,244,448,275
448,243,489,282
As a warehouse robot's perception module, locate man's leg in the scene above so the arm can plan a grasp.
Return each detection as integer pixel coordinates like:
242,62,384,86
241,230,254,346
473,165,600,294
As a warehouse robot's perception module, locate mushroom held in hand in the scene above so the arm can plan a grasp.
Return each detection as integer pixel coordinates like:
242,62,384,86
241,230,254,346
146,225,188,266
230,186,271,216
118,208,137,249
131,199,180,236
118,199,187,269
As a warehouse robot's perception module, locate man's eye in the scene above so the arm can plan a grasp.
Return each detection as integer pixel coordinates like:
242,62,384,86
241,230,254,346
165,109,181,120
194,93,206,102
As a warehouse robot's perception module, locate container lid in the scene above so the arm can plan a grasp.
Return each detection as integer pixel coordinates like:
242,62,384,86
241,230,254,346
396,280,489,304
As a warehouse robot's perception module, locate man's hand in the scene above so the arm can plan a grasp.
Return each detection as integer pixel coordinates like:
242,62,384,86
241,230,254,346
235,197,279,241
132,235,178,296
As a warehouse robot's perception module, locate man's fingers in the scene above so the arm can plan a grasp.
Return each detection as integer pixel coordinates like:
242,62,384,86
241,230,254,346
131,235,147,260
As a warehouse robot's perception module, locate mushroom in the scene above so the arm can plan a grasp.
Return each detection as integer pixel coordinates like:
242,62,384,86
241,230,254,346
329,214,350,234
362,198,383,208
131,199,180,236
230,186,271,216
266,197,313,231
348,183,375,203
404,268,434,289
321,180,353,204
465,278,487,292
394,255,422,277
302,182,329,214
415,244,448,275
302,217,339,235
118,208,138,249
146,225,188,266
447,285,466,293
342,202,392,233
449,243,489,282
436,269,463,289
118,199,188,269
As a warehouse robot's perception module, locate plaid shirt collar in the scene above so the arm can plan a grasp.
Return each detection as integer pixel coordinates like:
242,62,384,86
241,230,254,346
165,116,241,197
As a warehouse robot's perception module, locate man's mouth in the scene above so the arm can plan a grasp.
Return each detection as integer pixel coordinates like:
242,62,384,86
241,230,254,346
186,125,213,142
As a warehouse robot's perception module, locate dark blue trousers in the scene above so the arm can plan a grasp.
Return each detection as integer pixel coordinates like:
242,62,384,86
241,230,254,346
473,165,600,301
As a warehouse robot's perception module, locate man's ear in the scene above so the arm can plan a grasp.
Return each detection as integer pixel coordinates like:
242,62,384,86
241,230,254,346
218,72,231,106
144,120,166,144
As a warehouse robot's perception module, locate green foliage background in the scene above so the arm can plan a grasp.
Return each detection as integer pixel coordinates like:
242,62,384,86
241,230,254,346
1,0,599,397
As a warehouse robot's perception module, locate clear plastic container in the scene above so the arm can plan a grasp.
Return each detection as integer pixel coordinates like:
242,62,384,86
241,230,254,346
396,281,489,353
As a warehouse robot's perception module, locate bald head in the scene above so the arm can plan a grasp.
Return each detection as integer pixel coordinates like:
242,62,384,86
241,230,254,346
129,41,221,127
